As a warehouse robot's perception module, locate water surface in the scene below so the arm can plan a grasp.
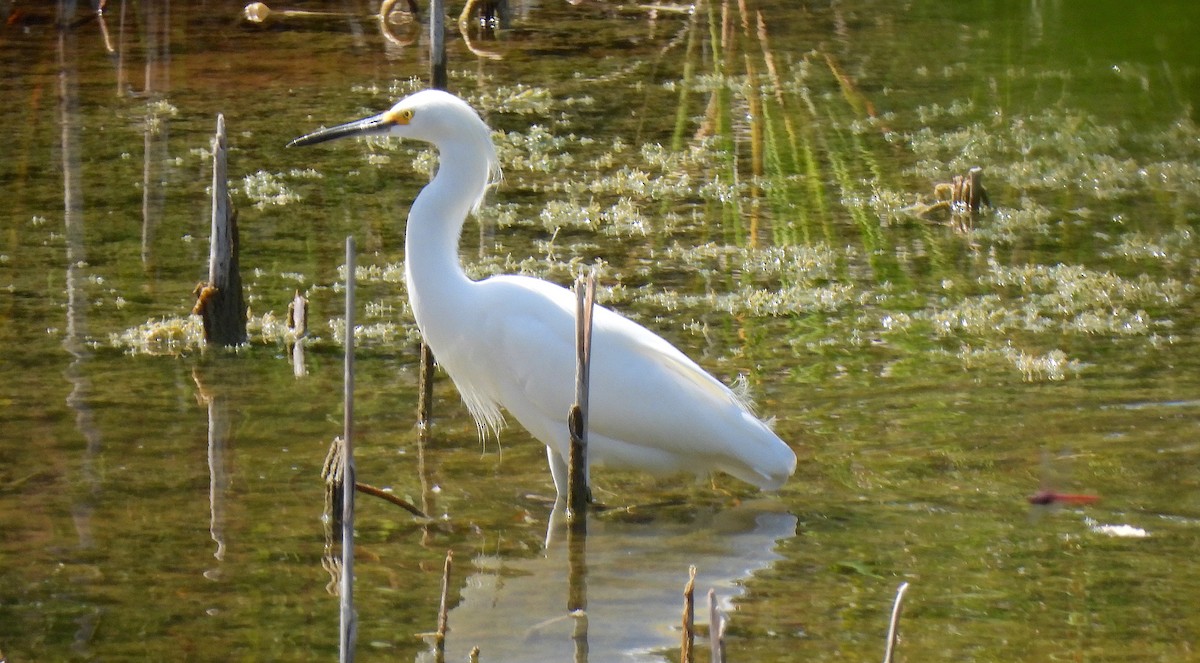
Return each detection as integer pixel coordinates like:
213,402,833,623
2,1,1198,661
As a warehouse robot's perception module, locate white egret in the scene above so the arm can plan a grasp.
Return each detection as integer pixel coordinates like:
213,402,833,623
290,90,796,500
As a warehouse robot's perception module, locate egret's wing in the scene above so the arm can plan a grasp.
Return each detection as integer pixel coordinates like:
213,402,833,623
475,276,793,486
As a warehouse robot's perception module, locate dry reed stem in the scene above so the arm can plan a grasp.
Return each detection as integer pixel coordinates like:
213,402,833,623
883,581,910,663
339,236,357,663
681,565,697,663
436,549,454,660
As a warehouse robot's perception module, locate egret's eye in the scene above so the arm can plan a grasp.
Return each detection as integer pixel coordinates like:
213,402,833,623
384,107,415,125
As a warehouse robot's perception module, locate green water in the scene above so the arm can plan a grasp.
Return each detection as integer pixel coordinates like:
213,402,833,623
2,1,1199,661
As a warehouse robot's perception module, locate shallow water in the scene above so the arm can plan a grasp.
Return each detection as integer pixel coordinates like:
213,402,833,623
2,1,1199,661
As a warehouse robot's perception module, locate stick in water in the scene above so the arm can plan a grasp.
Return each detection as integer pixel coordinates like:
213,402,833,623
883,581,910,663
681,565,697,663
436,549,453,661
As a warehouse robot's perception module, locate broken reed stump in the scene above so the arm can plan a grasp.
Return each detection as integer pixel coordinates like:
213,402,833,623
287,290,308,337
961,166,988,213
322,438,429,530
192,114,247,346
435,549,453,663
907,166,990,231
567,271,597,526
681,565,697,663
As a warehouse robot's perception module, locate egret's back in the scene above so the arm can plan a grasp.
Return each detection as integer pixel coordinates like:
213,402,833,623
441,274,796,491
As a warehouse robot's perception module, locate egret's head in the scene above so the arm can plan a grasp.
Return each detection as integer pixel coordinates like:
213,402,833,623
289,89,501,206
292,90,461,143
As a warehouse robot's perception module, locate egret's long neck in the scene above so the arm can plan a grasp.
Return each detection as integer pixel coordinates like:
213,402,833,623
404,138,491,332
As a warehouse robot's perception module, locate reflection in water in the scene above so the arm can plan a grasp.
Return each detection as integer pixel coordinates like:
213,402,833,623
58,4,104,655
192,370,232,569
138,0,171,268
427,504,796,663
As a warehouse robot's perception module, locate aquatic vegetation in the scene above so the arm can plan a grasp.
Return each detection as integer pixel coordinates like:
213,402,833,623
470,84,576,116
143,99,179,136
956,343,1083,382
641,282,858,318
1105,228,1196,265
240,169,322,208
906,105,1200,208
981,260,1185,311
493,125,578,174
110,306,329,355
326,317,421,347
109,316,205,355
346,261,407,285
660,242,843,284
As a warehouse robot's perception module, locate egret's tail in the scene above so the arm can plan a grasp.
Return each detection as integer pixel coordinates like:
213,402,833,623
720,416,797,490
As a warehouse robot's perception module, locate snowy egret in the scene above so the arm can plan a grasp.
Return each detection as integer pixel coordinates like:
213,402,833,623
290,90,796,500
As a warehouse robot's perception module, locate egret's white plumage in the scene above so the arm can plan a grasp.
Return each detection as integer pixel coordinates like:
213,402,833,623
291,90,796,499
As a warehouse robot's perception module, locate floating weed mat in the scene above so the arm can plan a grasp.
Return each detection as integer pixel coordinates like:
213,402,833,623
109,311,307,355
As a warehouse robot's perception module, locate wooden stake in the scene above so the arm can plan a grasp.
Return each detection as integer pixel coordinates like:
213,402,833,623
681,565,697,663
193,114,247,346
567,270,597,526
883,581,910,663
339,236,357,663
966,166,987,212
430,0,447,90
417,341,435,446
287,290,308,337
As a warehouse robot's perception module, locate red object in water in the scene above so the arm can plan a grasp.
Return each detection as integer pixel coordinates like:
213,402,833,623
1028,490,1100,506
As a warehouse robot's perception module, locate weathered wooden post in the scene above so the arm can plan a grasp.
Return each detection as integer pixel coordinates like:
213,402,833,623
430,0,447,89
418,0,448,446
567,270,597,526
192,114,247,346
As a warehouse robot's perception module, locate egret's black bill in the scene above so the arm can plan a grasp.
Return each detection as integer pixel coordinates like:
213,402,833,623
287,113,389,148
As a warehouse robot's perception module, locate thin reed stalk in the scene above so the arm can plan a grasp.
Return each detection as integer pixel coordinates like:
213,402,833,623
883,581,910,663
339,236,357,663
681,565,697,663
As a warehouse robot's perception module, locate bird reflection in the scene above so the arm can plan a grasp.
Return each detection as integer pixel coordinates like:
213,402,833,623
421,502,796,663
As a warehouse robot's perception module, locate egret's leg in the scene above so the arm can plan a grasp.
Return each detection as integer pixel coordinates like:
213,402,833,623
546,445,569,500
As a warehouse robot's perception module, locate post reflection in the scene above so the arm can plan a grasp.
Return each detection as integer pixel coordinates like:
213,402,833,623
191,367,233,572
58,3,105,654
